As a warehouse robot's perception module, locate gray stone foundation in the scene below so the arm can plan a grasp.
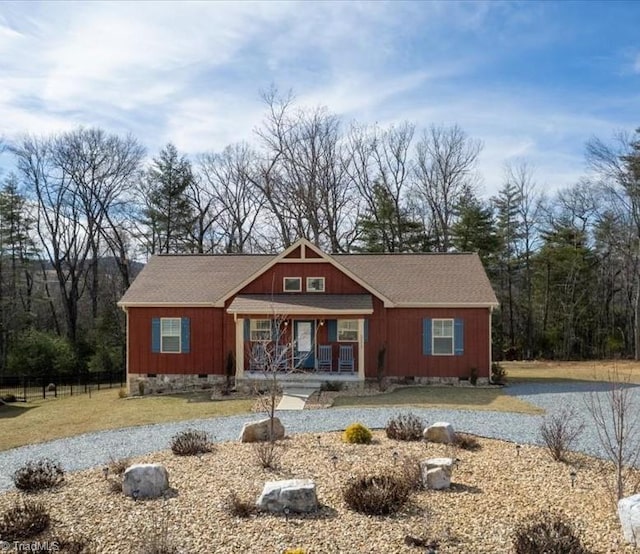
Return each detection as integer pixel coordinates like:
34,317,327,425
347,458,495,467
129,373,227,395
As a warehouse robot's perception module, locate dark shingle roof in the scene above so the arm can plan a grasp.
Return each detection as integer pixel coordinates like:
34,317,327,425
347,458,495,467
119,246,498,308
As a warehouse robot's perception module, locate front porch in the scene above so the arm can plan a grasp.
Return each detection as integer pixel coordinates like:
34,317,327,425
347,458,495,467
233,316,366,381
227,294,372,383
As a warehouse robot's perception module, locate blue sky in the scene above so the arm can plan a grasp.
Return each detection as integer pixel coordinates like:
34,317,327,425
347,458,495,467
0,0,638,196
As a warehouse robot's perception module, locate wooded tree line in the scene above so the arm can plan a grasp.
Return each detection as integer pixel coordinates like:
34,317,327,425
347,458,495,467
0,90,638,375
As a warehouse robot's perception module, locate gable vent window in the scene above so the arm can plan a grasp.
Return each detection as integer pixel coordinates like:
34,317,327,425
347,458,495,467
306,277,325,292
283,277,302,292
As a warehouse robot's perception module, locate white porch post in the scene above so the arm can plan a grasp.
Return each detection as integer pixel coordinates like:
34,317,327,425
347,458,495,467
358,318,365,380
236,317,245,379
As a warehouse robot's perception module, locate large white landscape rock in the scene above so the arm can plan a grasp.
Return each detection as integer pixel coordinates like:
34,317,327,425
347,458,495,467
619,494,640,544
239,417,285,443
424,467,450,490
122,463,169,499
423,422,455,444
257,479,318,513
420,457,454,490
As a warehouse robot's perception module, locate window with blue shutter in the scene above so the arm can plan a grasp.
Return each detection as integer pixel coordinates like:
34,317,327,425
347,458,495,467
422,318,432,355
181,317,190,353
244,319,250,341
152,317,190,353
423,318,464,356
152,318,161,353
327,319,337,342
454,318,464,356
364,319,369,342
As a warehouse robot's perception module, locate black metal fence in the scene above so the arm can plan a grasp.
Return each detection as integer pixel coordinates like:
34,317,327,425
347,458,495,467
0,371,126,402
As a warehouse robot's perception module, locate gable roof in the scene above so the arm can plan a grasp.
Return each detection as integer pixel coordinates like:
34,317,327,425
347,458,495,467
215,239,394,307
118,239,498,308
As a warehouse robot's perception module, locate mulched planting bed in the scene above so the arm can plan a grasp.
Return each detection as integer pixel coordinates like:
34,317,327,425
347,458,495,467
0,431,636,553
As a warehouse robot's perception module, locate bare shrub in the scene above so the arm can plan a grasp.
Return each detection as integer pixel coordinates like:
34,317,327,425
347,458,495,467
385,413,425,441
512,511,590,554
252,440,282,470
106,476,123,494
0,499,50,541
223,490,256,518
170,429,213,456
491,362,507,384
454,432,482,451
342,472,411,515
396,456,422,491
584,368,640,500
539,407,584,462
108,457,131,476
13,458,64,492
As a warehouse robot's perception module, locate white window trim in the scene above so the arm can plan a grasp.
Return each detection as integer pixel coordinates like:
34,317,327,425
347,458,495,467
306,276,325,292
432,318,454,356
161,317,182,354
250,319,272,342
283,277,302,292
337,319,359,342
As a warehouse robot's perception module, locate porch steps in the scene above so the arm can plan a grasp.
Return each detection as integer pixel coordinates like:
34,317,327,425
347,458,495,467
276,385,319,411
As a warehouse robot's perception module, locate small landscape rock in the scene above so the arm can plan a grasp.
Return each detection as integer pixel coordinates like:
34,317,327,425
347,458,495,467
421,457,454,490
618,493,640,544
239,417,285,442
257,478,318,513
424,422,455,443
122,463,169,499
424,467,450,490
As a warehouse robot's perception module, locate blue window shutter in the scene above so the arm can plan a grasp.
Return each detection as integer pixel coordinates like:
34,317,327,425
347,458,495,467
328,320,337,342
271,319,279,342
244,319,250,341
423,318,432,355
364,319,369,342
454,318,464,356
181,317,190,353
152,318,161,353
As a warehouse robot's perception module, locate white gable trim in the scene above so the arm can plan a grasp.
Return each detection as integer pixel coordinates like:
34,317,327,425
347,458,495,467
215,238,394,308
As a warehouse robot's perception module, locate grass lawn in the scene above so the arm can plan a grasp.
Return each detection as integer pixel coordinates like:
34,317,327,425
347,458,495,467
503,360,640,384
0,389,253,451
331,385,543,414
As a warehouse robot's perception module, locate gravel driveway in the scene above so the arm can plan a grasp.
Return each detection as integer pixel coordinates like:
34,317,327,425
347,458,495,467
1,381,639,492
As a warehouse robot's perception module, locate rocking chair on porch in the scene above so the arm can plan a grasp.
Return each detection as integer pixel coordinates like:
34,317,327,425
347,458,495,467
317,344,333,372
338,344,354,372
249,343,267,371
275,345,288,370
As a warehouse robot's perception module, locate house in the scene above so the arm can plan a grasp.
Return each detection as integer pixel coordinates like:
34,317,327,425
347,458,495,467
118,238,499,392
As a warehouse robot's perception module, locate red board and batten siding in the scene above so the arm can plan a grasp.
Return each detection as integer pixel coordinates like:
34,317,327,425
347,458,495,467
375,307,491,379
127,307,225,375
238,262,366,295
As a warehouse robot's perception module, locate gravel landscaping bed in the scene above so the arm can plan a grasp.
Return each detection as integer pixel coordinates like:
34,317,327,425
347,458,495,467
0,430,636,553
2,382,640,552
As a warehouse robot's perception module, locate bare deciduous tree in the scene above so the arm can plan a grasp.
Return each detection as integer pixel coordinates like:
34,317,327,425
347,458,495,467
199,143,263,253
13,128,144,344
345,122,417,252
414,124,482,251
254,89,355,252
587,129,640,358
584,368,640,501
